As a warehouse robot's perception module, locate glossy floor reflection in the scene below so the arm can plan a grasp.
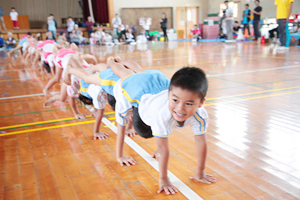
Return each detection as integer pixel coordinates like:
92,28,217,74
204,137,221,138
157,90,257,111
0,41,300,200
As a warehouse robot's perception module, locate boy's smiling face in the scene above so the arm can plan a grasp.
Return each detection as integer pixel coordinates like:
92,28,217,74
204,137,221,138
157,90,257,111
168,86,205,124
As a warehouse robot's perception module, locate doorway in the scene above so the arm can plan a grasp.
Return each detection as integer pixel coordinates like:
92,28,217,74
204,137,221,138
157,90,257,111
176,7,199,39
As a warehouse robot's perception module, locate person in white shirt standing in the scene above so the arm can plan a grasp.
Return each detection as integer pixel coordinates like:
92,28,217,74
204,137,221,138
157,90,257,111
224,1,234,41
112,13,122,40
67,16,75,37
10,7,19,30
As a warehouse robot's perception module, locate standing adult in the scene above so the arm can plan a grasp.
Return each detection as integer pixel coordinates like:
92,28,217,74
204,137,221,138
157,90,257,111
86,16,94,38
242,4,251,35
160,13,168,42
112,13,122,40
0,6,7,30
224,0,234,41
252,0,262,41
275,0,293,50
67,16,75,37
47,14,57,40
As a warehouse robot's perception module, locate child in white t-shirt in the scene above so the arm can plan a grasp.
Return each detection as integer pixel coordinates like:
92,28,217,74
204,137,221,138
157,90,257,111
10,7,19,29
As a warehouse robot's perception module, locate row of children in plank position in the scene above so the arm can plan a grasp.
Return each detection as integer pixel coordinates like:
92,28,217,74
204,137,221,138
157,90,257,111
12,36,217,194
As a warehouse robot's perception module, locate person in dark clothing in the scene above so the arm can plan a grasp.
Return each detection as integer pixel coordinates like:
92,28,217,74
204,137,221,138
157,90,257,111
233,21,240,37
253,0,262,40
160,13,168,42
86,16,94,38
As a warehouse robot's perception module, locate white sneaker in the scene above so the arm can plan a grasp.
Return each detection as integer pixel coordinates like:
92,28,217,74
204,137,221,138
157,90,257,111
276,46,288,51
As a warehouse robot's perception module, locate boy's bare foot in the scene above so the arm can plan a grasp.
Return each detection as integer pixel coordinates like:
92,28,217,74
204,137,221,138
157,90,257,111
125,129,137,137
114,56,122,62
43,89,52,96
106,56,115,68
151,150,161,161
43,98,55,108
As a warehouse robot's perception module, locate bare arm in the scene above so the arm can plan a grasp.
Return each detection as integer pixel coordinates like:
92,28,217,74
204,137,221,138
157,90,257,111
155,137,178,195
69,96,86,119
93,109,104,133
190,135,216,184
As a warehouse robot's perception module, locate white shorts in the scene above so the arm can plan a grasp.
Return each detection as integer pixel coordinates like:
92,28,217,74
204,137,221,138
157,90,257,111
113,79,133,126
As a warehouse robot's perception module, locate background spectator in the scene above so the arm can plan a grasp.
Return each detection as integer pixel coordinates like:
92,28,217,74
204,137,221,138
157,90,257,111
224,0,234,41
47,14,57,40
0,32,4,48
191,24,201,41
6,32,16,49
69,29,80,45
67,16,75,36
0,6,6,30
10,7,19,30
233,21,240,37
160,13,168,42
86,16,94,38
275,0,294,49
74,24,84,44
112,13,122,40
253,0,262,41
45,31,55,40
242,4,251,35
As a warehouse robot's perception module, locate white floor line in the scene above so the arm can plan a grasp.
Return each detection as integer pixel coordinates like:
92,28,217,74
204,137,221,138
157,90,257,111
102,118,203,200
0,92,59,100
207,65,300,77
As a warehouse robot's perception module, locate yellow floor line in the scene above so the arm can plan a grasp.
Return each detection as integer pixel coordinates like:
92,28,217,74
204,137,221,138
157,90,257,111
0,111,115,130
2,90,300,137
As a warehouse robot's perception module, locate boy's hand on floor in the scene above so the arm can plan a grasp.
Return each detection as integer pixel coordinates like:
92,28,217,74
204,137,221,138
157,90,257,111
117,156,137,166
125,129,137,137
189,171,217,184
158,177,178,195
94,132,109,140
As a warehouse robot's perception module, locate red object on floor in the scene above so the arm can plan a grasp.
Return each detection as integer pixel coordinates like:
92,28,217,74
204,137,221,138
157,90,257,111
261,36,265,44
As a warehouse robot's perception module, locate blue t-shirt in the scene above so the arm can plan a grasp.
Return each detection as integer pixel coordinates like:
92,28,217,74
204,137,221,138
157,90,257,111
19,38,29,46
0,37,4,46
243,9,250,24
48,19,56,31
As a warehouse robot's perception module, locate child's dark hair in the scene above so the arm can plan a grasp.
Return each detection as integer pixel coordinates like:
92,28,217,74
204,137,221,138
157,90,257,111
235,21,238,23
169,67,208,100
107,94,116,110
27,32,32,36
78,94,93,105
11,7,15,10
245,4,249,6
43,61,51,73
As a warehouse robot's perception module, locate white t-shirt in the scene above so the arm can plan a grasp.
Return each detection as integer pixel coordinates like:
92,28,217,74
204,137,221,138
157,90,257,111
95,31,105,41
225,7,234,21
113,79,133,126
67,20,75,32
112,17,122,28
87,84,107,110
139,90,209,138
10,11,18,21
103,35,112,43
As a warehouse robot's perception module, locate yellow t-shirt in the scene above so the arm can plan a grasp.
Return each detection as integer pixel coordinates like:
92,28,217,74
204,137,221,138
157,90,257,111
275,0,294,19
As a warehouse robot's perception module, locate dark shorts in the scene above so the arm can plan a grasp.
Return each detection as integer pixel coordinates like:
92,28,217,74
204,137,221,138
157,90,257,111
132,107,153,139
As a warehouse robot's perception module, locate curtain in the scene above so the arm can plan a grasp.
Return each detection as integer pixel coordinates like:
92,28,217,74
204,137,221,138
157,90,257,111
82,0,108,24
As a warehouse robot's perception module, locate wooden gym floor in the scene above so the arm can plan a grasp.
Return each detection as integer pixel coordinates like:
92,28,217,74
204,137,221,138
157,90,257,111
0,41,300,200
